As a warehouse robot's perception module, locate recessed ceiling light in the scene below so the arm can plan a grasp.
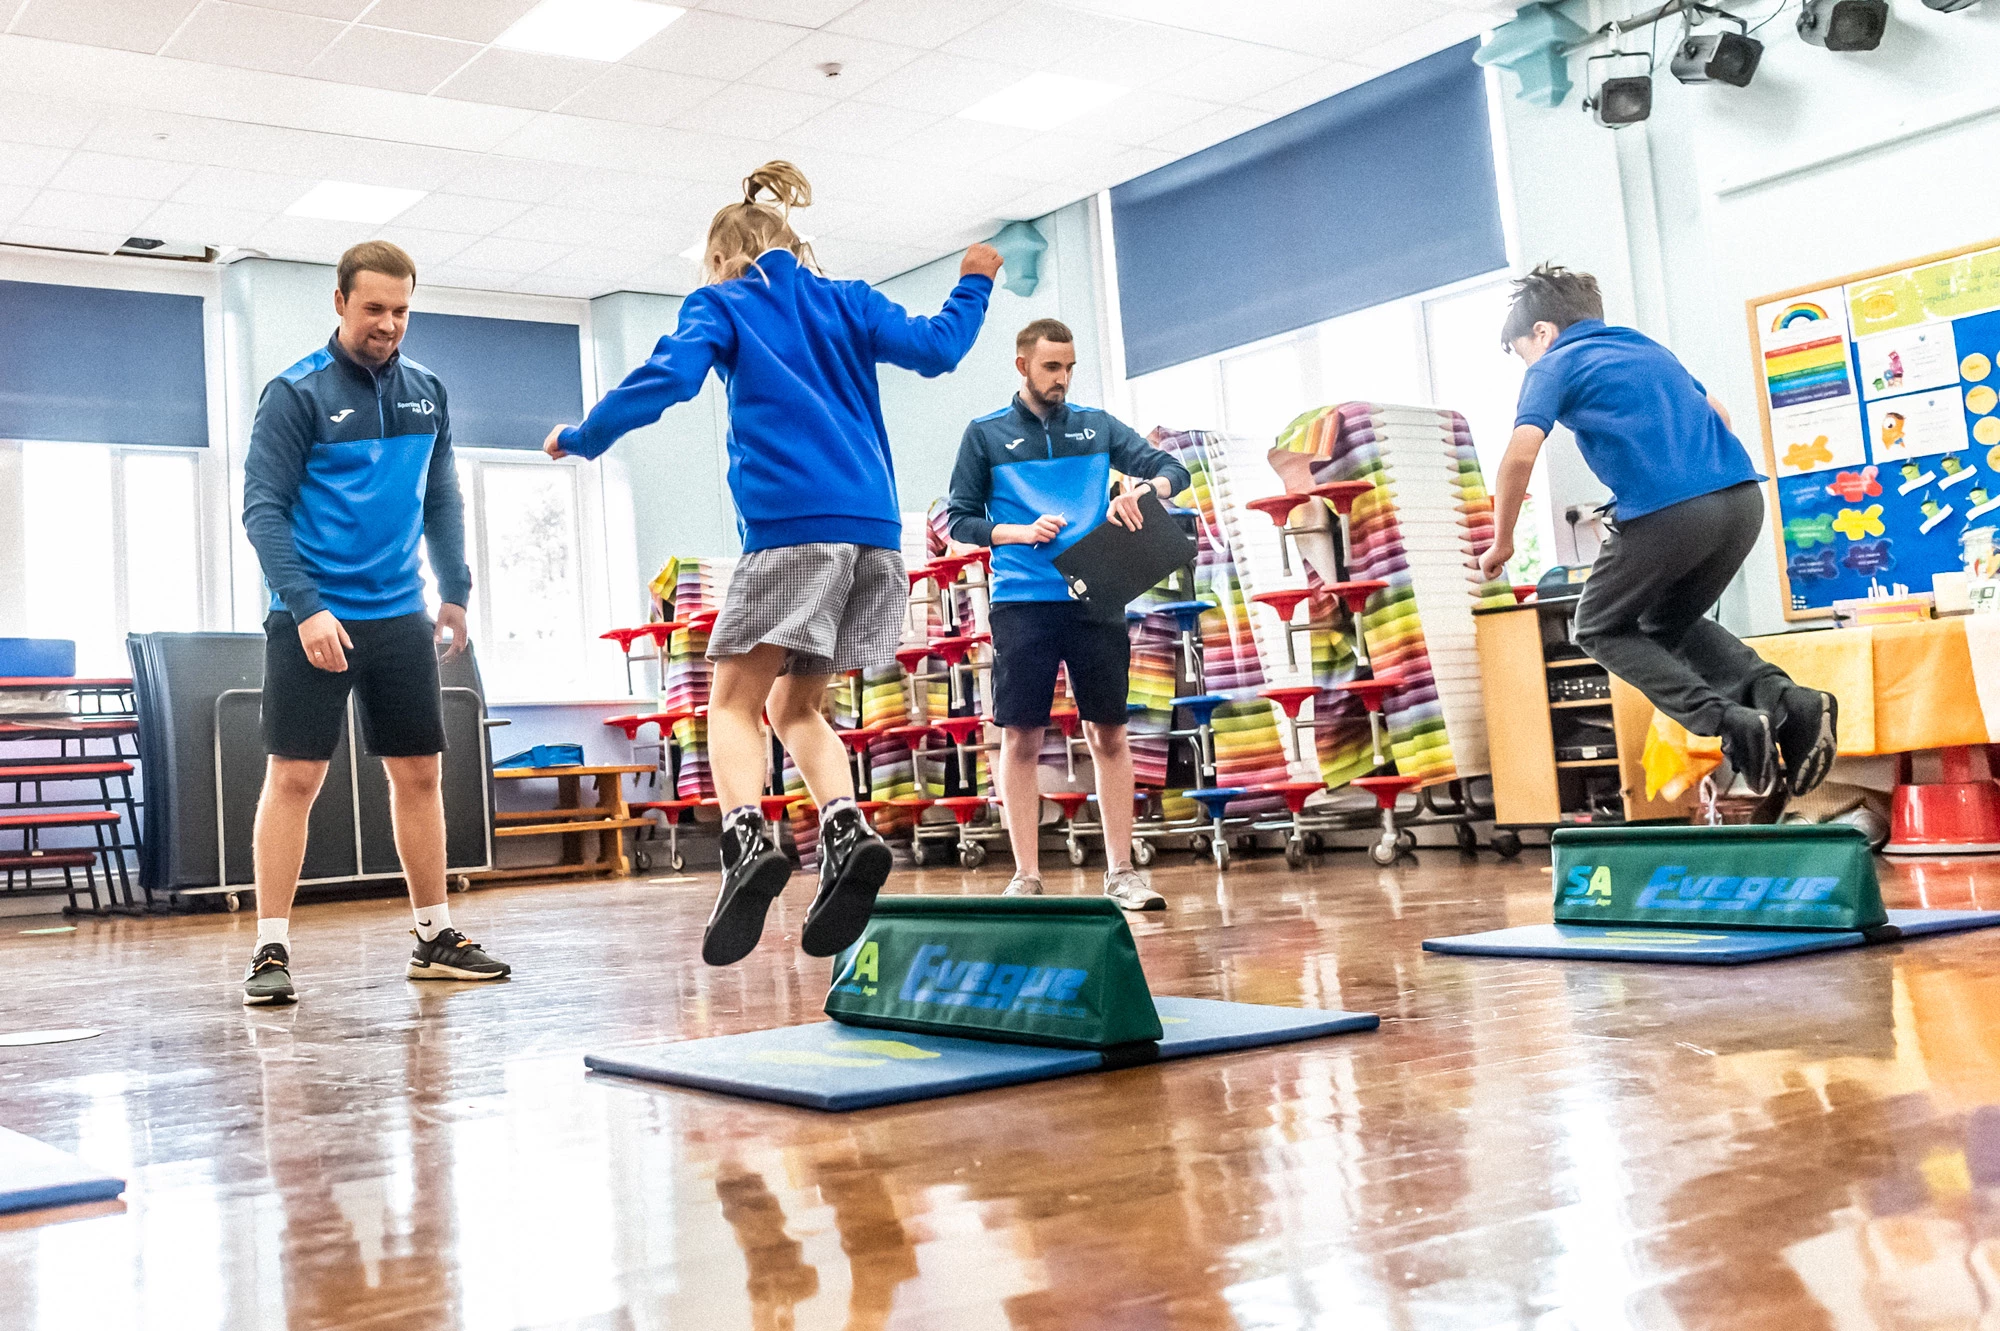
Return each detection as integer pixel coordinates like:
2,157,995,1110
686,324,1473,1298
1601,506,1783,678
957,72,1127,131
285,181,427,225
495,0,685,62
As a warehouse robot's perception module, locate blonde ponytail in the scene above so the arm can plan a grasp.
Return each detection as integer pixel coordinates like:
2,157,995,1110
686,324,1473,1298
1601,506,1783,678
701,160,819,285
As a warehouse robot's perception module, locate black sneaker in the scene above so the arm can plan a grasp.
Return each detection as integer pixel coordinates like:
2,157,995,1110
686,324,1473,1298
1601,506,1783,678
243,943,296,1006
1776,687,1839,797
407,928,511,981
704,811,792,966
1719,706,1779,799
802,806,893,958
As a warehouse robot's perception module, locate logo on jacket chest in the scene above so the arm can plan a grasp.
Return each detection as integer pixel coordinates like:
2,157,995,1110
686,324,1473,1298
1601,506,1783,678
397,398,435,415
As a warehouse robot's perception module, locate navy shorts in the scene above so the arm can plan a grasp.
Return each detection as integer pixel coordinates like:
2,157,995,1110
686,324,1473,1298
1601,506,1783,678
263,611,446,761
988,601,1131,729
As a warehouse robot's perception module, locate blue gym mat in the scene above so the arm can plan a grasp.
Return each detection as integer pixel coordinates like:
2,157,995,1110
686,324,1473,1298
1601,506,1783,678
0,1126,125,1216
1423,908,2000,965
584,997,1379,1111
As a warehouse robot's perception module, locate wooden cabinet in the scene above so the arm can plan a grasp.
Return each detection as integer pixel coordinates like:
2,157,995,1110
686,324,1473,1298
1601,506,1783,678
1474,597,1694,834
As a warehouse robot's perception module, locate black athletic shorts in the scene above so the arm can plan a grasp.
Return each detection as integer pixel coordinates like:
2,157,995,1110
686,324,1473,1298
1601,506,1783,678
263,611,447,761
988,600,1132,729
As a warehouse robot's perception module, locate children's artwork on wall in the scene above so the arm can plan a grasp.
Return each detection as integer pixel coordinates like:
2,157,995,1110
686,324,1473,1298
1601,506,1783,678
1751,239,2000,619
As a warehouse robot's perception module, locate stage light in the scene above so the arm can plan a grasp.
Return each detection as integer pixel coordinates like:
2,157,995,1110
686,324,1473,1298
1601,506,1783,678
1581,51,1652,127
1670,30,1763,86
1797,0,1888,50
1921,0,1981,10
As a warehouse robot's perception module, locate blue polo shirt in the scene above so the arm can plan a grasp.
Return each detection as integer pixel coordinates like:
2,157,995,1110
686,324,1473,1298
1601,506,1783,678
1514,319,1761,521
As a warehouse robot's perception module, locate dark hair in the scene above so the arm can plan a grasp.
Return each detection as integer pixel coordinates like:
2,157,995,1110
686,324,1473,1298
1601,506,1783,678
1016,318,1074,356
1500,263,1602,346
337,240,416,297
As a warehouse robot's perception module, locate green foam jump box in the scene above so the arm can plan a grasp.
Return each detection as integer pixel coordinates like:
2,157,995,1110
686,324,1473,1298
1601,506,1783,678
826,896,1163,1048
1551,824,1886,933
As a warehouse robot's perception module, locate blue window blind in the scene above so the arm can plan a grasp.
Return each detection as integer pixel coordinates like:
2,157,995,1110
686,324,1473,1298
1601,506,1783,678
0,280,208,447
1110,40,1507,378
401,311,584,450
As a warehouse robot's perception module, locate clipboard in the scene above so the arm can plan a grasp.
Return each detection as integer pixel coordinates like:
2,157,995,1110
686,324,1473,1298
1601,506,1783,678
1052,489,1197,617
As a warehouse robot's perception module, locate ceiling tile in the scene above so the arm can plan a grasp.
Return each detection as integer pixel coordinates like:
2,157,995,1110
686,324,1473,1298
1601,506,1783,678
1049,20,1216,85
853,51,1032,116
625,10,809,81
614,259,694,295
562,171,712,223
160,1,346,75
556,65,726,126
983,132,1123,185
2,223,125,254
1082,143,1174,187
169,165,319,211
1157,42,1326,102
0,94,105,150
133,199,271,246
452,233,568,272
492,116,743,183
356,0,539,43
1241,61,1376,114
389,191,534,233
885,116,1025,169
439,156,590,203
741,30,921,97
435,49,606,112
17,189,159,234
307,26,481,95
0,184,36,228
780,100,937,152
1059,89,1220,146
1348,8,1495,71
10,0,201,55
247,212,375,257
238,0,371,17
942,2,1131,70
1144,104,1267,156
671,84,833,140
369,223,475,266
790,195,885,240
0,143,72,190
511,271,609,298
1055,0,1450,60
701,0,862,24
536,246,649,280
497,203,611,246
991,181,1088,221
421,262,529,292
809,235,894,275
826,0,1014,49
46,151,198,200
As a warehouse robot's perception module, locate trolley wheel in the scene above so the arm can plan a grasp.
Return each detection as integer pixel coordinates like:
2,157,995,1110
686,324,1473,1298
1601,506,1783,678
450,874,472,894
1397,828,1417,851
1213,837,1230,870
1454,822,1479,854
633,848,652,872
1189,834,1210,859
1284,839,1306,870
1067,839,1087,868
960,841,987,870
910,838,933,868
1492,829,1523,859
1131,839,1155,868
224,892,241,913
670,851,686,873
1304,832,1325,854
1369,837,1398,866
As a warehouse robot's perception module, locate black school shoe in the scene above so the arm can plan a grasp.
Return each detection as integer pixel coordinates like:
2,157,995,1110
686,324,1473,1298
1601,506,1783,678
1776,687,1839,798
407,928,511,981
243,943,296,1006
1718,705,1779,799
802,806,893,958
703,811,792,967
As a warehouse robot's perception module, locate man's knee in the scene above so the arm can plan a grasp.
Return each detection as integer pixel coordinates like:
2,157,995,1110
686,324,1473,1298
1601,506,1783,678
263,757,328,805
1001,725,1044,758
383,754,441,797
1084,722,1128,758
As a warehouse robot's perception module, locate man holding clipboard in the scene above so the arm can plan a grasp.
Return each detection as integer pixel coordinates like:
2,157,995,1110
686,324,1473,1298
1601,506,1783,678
944,319,1192,909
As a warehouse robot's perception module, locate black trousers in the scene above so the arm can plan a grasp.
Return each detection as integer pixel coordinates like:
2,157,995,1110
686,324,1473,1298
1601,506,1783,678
1572,482,1793,737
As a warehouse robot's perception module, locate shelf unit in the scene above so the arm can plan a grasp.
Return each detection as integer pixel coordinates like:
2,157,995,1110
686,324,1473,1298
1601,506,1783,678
1474,595,1693,849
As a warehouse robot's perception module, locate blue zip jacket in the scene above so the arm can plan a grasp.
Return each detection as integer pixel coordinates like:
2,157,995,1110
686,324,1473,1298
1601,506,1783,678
558,249,993,553
1514,319,1761,521
945,396,1192,604
242,333,471,623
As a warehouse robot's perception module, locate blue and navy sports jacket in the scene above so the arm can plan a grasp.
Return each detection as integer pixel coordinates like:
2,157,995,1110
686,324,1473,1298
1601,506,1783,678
558,248,992,554
242,333,471,623
945,396,1191,604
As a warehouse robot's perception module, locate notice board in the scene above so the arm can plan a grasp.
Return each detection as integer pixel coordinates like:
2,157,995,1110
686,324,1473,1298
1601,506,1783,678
1749,237,2000,620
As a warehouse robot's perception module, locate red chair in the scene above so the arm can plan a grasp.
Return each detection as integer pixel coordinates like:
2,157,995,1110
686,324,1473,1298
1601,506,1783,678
882,723,937,753
1258,780,1328,869
1351,773,1422,866
639,621,686,649
837,725,882,797
935,794,995,869
931,715,987,747
1261,685,1320,721
1042,789,1096,868
599,627,649,652
889,794,939,865
1326,579,1389,615
1246,494,1312,576
1250,589,1322,667
1309,480,1375,515
1336,673,1404,714
759,793,806,823
1048,707,1084,781
927,635,985,711
630,797,704,872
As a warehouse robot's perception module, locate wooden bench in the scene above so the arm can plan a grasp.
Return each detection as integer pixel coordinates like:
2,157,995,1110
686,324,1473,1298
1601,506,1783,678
480,764,653,884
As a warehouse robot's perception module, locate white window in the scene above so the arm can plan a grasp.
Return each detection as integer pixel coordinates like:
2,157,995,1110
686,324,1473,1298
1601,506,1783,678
14,442,207,675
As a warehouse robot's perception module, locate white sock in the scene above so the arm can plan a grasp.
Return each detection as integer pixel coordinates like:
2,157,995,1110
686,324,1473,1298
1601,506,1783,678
256,918,289,950
413,903,451,942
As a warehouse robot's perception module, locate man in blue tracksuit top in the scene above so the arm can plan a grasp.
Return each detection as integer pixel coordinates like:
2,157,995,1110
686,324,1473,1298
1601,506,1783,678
238,240,509,1006
945,317,1191,912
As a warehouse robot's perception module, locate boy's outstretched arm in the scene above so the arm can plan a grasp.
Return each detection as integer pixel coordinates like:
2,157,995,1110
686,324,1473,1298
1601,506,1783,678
1480,424,1546,581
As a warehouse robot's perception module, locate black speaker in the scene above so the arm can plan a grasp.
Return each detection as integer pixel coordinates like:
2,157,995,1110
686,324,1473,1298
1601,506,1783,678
1670,32,1764,86
1798,0,1888,50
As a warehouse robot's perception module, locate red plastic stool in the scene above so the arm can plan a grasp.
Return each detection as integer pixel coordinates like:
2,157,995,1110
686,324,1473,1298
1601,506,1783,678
1512,584,1538,604
930,553,978,585
630,797,703,872
1338,672,1404,767
928,635,984,710
1887,746,2000,855
600,627,648,652
1246,494,1312,576
1261,779,1329,869
639,621,686,649
1251,588,1321,666
931,715,986,747
908,564,940,591
837,725,882,797
889,794,938,865
759,794,805,822
683,610,720,637
1046,707,1084,782
934,794,995,868
1042,790,1096,868
883,723,936,753
1309,480,1375,515
1351,773,1422,866
603,714,646,740
1326,579,1388,615
1261,685,1320,722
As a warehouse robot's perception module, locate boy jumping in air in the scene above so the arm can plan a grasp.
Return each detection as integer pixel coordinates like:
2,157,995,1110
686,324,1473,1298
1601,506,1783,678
546,161,1000,966
1479,264,1837,797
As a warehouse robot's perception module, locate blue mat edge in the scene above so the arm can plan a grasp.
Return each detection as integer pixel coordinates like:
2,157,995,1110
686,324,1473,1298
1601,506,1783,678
0,1176,127,1217
1423,909,2000,965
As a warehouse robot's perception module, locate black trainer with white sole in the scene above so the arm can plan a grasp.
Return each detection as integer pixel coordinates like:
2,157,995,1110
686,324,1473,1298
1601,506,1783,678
802,806,892,958
1719,706,1779,799
243,943,296,1005
407,928,511,981
1776,688,1839,797
704,811,793,966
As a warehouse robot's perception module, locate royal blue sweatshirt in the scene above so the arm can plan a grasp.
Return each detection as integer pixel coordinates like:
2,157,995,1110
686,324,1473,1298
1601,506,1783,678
242,333,470,622
558,249,993,552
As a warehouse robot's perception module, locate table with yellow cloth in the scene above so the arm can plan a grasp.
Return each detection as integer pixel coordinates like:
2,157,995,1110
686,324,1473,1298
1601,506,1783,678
1641,616,2000,800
